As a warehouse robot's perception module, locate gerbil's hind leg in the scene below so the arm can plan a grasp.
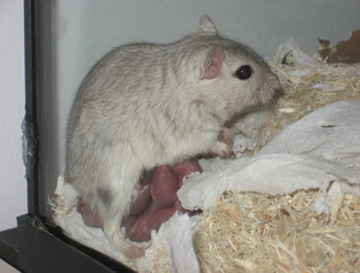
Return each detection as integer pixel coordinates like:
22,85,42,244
97,185,145,259
102,214,145,259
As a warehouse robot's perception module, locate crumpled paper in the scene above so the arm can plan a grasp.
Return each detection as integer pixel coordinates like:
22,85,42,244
166,214,200,273
54,100,360,272
54,176,200,272
53,38,360,272
275,38,319,77
178,100,360,216
54,176,134,264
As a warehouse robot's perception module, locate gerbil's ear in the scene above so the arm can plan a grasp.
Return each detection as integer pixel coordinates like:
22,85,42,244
199,14,217,34
203,47,223,80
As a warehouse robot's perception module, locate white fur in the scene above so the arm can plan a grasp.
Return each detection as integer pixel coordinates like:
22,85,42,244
65,14,280,257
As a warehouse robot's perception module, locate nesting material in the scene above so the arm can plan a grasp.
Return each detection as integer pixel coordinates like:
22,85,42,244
52,40,360,273
189,41,360,273
255,49,360,150
194,190,360,273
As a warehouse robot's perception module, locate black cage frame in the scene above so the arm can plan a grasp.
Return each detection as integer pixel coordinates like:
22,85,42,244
0,1,134,272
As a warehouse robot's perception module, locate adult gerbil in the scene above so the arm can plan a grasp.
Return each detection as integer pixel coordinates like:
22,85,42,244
65,14,280,258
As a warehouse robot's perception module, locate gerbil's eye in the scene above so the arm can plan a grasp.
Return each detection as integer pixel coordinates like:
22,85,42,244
235,65,252,80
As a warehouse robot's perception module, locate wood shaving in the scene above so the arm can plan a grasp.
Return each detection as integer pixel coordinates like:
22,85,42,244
194,190,360,273
253,60,360,151
52,46,360,273
192,60,360,272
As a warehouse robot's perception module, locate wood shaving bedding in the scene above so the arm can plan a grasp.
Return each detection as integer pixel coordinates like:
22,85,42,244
257,61,360,146
194,190,360,273
191,59,360,272
52,44,360,273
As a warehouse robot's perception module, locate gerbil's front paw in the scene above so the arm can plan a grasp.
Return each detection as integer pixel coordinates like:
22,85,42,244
210,140,234,158
218,128,233,148
210,128,234,158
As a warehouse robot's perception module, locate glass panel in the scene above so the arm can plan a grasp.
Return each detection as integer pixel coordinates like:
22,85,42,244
45,0,360,222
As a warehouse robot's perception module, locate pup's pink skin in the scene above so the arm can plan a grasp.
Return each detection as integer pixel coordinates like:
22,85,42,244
77,197,103,228
173,158,203,187
77,158,203,241
124,206,178,242
148,165,178,211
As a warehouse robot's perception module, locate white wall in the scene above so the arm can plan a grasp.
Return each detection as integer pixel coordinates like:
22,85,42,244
0,0,27,231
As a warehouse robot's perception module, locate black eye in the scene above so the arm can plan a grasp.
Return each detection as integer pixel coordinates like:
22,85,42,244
235,65,252,80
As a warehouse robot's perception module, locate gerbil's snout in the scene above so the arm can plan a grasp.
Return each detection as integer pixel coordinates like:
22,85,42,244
268,73,281,91
257,71,281,106
268,73,282,99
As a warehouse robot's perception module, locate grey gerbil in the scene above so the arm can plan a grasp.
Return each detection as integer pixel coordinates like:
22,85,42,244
65,14,280,258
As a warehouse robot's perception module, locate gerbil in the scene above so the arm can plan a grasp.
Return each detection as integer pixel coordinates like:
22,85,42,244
65,14,280,258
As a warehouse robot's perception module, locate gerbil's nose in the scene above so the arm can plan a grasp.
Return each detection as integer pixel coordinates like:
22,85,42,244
269,73,281,91
269,73,284,100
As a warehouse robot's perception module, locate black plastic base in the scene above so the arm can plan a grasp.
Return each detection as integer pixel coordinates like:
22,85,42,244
0,227,19,270
0,215,135,273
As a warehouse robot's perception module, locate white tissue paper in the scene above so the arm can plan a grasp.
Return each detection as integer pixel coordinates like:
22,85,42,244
53,38,360,271
178,100,360,216
54,100,360,272
275,38,319,77
166,214,200,273
55,176,201,272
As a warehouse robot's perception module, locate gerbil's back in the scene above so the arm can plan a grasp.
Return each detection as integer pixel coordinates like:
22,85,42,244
66,14,280,185
73,29,249,101
66,33,217,130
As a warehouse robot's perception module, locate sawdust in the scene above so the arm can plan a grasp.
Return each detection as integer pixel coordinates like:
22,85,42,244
192,59,360,273
52,43,360,273
194,190,360,273
253,60,360,152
